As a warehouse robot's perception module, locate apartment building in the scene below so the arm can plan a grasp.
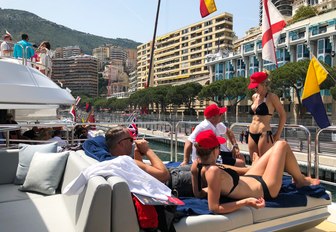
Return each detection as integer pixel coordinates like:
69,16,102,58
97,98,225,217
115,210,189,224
103,59,129,97
126,48,137,70
110,46,127,63
293,0,336,13
137,12,234,89
51,55,98,97
128,69,137,94
54,46,81,59
93,46,110,62
205,10,336,120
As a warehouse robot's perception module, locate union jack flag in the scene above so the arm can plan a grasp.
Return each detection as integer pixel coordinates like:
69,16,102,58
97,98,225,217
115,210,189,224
128,117,138,138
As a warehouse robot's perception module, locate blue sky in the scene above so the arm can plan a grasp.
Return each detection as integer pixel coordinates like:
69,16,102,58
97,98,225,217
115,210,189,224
1,0,260,43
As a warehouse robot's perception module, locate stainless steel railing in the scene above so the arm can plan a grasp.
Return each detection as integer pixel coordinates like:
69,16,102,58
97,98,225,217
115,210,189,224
315,126,336,178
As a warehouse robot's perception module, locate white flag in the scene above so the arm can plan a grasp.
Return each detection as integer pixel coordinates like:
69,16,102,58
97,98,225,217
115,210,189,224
262,0,286,64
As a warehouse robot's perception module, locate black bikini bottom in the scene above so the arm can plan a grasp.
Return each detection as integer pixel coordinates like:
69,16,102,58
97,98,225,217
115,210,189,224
249,131,273,145
244,175,272,200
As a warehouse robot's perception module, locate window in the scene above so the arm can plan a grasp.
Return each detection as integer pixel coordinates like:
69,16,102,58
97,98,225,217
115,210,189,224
204,20,212,26
297,44,309,60
318,39,324,54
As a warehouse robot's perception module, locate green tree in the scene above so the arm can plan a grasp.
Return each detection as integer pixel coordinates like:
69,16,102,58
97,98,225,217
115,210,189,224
178,83,202,115
129,88,151,111
166,86,184,106
94,97,108,109
221,77,248,106
152,85,170,113
270,60,309,116
198,80,224,104
331,87,336,100
112,98,130,111
292,6,318,23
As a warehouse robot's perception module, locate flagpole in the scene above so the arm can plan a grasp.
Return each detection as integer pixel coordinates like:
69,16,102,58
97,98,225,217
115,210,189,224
146,0,161,88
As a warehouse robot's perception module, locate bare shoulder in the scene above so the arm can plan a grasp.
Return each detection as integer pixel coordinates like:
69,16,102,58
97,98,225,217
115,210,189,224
207,165,222,175
268,92,281,102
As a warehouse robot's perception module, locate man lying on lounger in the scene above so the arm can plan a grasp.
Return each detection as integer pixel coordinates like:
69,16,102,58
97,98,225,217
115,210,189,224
82,125,170,183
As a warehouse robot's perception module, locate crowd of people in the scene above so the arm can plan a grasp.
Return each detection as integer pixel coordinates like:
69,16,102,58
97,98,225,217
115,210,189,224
0,31,53,77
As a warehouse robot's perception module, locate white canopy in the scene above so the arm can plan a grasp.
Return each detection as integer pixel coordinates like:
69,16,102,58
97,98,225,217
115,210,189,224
0,59,75,109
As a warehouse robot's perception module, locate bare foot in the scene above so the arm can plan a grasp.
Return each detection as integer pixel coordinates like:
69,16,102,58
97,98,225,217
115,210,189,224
252,152,260,166
295,176,320,188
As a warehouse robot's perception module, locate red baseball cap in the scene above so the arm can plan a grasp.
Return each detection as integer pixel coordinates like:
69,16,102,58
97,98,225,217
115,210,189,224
204,104,227,118
248,72,268,89
195,130,226,149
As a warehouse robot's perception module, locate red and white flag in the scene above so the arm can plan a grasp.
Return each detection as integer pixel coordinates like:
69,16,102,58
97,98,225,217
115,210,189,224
75,96,81,106
262,0,286,64
69,105,76,122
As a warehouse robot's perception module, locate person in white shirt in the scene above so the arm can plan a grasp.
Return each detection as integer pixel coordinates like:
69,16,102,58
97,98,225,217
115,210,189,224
181,104,245,167
0,34,13,57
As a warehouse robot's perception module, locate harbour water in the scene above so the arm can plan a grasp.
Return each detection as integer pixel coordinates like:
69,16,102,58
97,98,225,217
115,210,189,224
148,139,336,202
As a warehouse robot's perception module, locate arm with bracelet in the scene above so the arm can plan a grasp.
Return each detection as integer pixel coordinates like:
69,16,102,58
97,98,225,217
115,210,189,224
226,128,242,159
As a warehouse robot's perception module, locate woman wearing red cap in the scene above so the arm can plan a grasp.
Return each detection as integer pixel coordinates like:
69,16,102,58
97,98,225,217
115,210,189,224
247,71,286,160
191,130,319,214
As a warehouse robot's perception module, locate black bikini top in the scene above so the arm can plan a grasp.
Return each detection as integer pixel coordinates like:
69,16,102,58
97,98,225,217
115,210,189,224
197,163,239,196
249,93,272,116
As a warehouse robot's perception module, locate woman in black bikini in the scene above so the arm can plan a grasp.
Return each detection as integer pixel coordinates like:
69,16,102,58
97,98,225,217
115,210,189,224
191,130,319,214
248,71,286,159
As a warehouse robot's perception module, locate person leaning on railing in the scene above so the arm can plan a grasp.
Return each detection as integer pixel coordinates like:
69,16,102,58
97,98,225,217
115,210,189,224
36,41,53,76
13,33,35,65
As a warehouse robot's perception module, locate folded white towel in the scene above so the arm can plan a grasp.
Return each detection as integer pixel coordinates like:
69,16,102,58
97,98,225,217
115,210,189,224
63,156,171,200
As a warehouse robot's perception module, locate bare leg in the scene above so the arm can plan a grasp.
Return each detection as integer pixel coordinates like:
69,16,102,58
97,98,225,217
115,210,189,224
251,152,260,166
257,133,273,157
248,134,258,163
247,141,320,198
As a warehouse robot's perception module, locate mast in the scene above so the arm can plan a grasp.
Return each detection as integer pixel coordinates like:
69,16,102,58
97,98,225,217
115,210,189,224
146,0,161,88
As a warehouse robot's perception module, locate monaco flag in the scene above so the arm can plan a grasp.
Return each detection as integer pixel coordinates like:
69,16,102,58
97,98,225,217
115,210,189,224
262,0,286,64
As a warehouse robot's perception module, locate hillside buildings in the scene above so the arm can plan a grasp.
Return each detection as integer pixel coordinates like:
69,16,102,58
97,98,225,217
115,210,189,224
54,46,81,58
51,55,98,97
137,12,234,89
93,45,137,97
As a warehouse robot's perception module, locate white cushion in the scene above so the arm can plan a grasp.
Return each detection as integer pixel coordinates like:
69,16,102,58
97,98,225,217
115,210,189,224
249,193,332,222
14,142,58,184
174,207,253,232
20,151,69,195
